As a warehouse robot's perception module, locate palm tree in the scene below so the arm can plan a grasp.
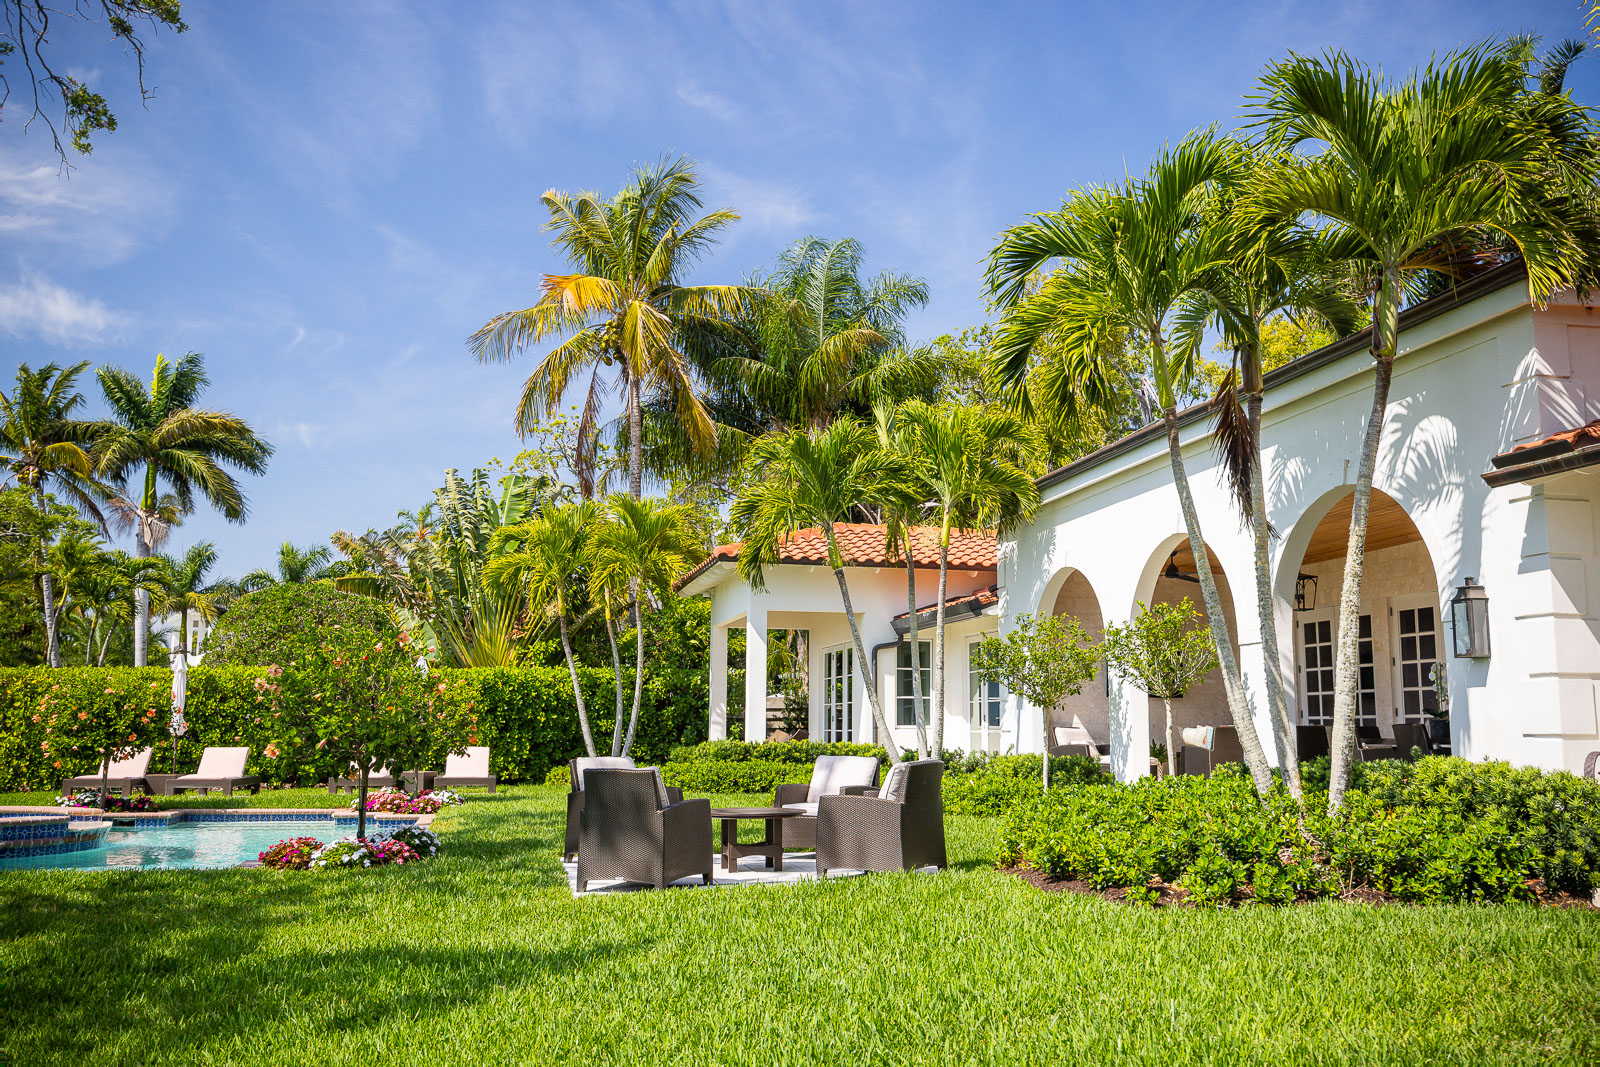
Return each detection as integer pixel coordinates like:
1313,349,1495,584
590,495,702,757
730,417,912,765
0,361,107,666
94,352,273,666
76,549,167,666
241,541,335,589
470,156,751,500
486,502,603,757
985,132,1278,797
156,541,222,660
1175,185,1361,800
900,401,1040,755
871,402,932,760
1248,43,1599,811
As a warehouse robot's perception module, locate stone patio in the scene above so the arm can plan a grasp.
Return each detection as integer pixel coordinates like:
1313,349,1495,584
564,850,865,895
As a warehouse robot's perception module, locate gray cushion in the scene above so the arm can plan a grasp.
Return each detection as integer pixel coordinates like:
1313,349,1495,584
573,756,635,790
647,767,669,809
806,755,879,802
784,801,819,817
878,762,911,803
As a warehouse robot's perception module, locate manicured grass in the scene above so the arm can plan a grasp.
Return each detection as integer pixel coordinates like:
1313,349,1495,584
2,785,1597,1065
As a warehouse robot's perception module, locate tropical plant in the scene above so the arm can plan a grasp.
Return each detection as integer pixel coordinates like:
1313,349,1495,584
985,131,1277,797
730,417,911,764
93,352,272,666
969,612,1099,790
155,541,222,659
1100,598,1219,778
241,541,336,590
470,156,751,499
1248,41,1600,812
871,402,932,759
68,547,166,666
0,361,107,666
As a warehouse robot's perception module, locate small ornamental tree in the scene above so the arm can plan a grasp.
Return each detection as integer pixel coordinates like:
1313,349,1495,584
38,673,171,800
1100,598,1218,777
970,612,1099,790
262,629,477,838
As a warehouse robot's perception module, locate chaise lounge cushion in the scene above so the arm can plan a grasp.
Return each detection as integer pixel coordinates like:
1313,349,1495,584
178,746,250,782
107,747,155,778
442,746,491,778
805,755,880,802
571,756,634,790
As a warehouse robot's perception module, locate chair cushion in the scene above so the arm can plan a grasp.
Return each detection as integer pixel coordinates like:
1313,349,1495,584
806,755,879,802
444,746,491,777
878,762,911,803
572,756,635,790
108,747,154,777
784,801,819,817
647,767,669,809
1053,725,1096,748
194,746,249,778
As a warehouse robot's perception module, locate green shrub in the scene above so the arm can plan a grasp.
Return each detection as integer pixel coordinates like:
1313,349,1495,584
660,758,812,794
203,584,396,666
942,755,1105,816
666,739,893,765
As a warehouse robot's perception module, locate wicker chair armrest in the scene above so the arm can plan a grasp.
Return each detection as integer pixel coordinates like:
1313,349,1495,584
660,796,710,822
817,793,902,825
665,785,684,805
839,784,878,797
774,782,809,807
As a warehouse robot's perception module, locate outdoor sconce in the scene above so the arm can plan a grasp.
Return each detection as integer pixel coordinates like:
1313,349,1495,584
1294,573,1317,612
1450,577,1491,658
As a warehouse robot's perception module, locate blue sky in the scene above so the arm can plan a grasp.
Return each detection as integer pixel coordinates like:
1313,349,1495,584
2,0,1593,580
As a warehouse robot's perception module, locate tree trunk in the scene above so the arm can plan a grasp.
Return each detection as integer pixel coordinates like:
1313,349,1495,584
356,761,369,841
133,523,151,668
1328,279,1400,814
825,523,900,766
99,751,111,805
621,600,647,757
628,375,644,501
931,531,951,755
38,523,60,668
1162,697,1177,778
902,534,930,760
1162,407,1275,797
1247,384,1302,801
605,608,626,756
559,611,597,757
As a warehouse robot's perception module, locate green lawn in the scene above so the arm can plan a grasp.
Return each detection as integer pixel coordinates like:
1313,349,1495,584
2,785,1596,1065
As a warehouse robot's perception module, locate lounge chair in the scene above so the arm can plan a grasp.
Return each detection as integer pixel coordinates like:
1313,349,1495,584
162,747,262,796
564,756,683,861
816,759,947,877
325,763,398,794
773,754,880,850
434,746,497,793
60,747,155,797
575,768,712,892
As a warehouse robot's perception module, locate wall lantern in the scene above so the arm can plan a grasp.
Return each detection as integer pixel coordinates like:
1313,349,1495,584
1449,577,1491,658
1294,573,1317,612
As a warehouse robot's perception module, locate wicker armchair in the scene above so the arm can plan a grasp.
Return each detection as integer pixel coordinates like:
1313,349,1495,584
816,759,947,877
575,768,712,892
773,754,880,850
564,757,683,861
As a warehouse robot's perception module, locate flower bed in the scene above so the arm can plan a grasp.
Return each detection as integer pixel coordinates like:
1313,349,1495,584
258,836,323,870
349,788,464,814
55,789,160,812
258,826,441,871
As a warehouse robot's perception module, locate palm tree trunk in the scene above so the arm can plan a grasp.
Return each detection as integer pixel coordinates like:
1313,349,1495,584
558,611,597,757
605,608,626,757
1247,383,1302,801
628,375,644,501
1328,278,1400,814
35,488,60,667
931,532,950,755
1162,696,1177,778
133,525,151,668
824,523,900,766
902,535,930,760
1162,407,1275,797
621,600,646,757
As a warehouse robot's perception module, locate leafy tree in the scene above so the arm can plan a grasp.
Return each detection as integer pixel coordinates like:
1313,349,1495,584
1248,41,1600,812
1099,599,1219,777
37,668,170,798
0,487,48,665
969,612,1099,790
1,0,187,164
69,546,164,666
94,352,273,666
155,541,221,659
204,583,395,667
730,417,911,764
241,541,335,590
986,131,1278,796
470,156,751,500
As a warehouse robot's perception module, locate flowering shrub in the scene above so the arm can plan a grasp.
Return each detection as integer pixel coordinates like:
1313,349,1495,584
309,839,382,869
55,789,160,812
368,837,421,865
352,788,464,815
377,824,440,857
258,837,324,870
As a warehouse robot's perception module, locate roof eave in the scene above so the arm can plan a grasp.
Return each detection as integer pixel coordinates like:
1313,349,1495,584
1481,442,1600,487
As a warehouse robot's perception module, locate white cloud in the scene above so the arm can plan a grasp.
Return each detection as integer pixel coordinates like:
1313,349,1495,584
700,164,816,233
0,151,177,265
677,81,738,122
0,276,128,346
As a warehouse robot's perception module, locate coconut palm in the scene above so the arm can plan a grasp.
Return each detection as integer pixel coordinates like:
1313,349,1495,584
470,156,751,500
730,417,912,765
486,502,603,757
899,401,1040,754
156,541,222,659
870,402,932,759
241,541,335,590
589,495,702,757
1248,42,1599,811
94,352,273,666
985,131,1277,797
0,362,108,665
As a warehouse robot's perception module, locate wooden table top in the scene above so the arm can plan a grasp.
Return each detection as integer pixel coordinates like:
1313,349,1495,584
709,807,801,819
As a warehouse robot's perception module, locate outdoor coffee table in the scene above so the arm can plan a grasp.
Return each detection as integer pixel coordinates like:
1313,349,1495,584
709,807,801,873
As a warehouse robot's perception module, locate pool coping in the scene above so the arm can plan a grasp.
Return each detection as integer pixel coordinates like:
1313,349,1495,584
0,806,434,830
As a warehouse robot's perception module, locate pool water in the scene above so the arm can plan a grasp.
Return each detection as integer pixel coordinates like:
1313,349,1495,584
0,818,352,871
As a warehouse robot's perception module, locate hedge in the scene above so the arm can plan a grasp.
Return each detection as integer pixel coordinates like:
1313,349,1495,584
0,663,710,791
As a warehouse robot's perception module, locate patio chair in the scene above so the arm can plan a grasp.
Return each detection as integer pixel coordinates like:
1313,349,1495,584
816,759,947,878
434,746,497,793
325,763,398,794
773,754,880,850
564,756,683,861
1181,725,1241,775
1390,722,1435,762
162,747,262,796
1048,724,1108,760
574,768,712,892
60,747,155,797
1296,725,1329,761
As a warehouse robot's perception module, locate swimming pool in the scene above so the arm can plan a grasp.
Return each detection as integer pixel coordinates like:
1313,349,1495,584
0,813,421,871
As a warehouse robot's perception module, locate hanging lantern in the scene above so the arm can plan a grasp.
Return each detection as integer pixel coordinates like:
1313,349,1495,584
1449,577,1491,658
1294,573,1317,612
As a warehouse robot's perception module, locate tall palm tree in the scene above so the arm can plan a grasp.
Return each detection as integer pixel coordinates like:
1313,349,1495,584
1248,43,1599,812
1175,187,1362,801
0,361,107,666
730,417,912,765
590,495,702,757
95,352,273,666
241,541,335,589
470,156,751,500
900,401,1040,754
156,541,222,659
486,502,603,757
986,132,1278,797
74,549,167,666
871,402,932,760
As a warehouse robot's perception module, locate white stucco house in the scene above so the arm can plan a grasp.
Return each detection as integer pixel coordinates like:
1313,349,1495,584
683,263,1600,780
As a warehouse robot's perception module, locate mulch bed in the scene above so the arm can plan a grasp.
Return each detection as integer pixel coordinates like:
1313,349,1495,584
1005,867,1599,909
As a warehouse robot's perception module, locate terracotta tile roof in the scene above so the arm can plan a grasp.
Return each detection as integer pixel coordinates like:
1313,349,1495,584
893,584,1000,622
677,523,996,592
1493,418,1600,467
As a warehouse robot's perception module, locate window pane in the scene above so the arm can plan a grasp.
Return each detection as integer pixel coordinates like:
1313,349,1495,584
1400,609,1415,631
1418,607,1434,631
1320,669,1333,691
1318,620,1331,642
1359,615,1372,639
1401,636,1417,661
1404,691,1420,716
1403,663,1418,688
1419,634,1436,660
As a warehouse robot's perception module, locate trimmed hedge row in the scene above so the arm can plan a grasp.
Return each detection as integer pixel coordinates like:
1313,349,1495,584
0,664,709,791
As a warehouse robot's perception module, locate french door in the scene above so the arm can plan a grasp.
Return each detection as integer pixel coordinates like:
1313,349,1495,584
967,636,1004,752
1391,597,1441,722
1296,612,1376,726
821,644,853,742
